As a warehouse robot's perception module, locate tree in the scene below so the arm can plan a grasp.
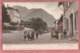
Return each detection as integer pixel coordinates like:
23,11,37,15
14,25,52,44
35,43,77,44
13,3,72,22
2,3,10,23
25,17,47,31
20,20,24,25
10,22,18,26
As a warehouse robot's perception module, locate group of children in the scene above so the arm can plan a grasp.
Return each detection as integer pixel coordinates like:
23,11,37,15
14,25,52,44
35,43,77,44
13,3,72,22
24,31,39,40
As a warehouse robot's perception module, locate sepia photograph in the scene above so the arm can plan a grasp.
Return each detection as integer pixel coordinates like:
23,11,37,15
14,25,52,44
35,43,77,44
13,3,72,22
2,2,78,50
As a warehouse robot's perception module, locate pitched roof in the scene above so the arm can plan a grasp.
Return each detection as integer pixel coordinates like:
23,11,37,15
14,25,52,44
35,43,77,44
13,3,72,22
57,15,63,24
7,7,20,13
58,2,64,6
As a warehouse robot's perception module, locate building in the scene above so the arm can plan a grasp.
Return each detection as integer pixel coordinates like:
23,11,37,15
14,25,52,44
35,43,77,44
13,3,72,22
58,2,78,39
7,5,21,26
57,15,63,32
3,5,21,30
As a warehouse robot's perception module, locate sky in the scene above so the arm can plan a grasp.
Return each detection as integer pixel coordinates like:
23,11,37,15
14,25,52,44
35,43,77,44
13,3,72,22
3,2,63,20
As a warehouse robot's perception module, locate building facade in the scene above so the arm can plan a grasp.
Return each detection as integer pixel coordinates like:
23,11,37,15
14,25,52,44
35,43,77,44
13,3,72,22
7,6,21,25
58,2,78,39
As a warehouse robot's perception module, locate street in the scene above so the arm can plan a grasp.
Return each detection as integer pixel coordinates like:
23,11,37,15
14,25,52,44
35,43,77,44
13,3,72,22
3,31,77,44
2,31,78,50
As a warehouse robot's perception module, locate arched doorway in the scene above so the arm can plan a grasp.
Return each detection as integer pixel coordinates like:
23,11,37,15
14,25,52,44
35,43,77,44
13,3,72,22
70,13,73,37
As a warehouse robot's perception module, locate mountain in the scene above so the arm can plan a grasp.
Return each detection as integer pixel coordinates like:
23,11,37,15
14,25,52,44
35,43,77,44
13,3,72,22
13,6,28,20
13,6,56,27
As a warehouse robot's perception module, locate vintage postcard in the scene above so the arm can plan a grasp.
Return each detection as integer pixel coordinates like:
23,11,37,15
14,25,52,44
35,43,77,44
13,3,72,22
1,0,80,52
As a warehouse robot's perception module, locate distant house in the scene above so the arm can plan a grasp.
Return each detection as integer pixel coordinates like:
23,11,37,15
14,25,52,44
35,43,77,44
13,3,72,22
7,5,21,25
47,27,54,32
57,15,63,32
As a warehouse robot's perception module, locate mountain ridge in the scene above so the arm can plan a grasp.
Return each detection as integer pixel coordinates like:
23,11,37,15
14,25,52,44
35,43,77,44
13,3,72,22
12,5,56,27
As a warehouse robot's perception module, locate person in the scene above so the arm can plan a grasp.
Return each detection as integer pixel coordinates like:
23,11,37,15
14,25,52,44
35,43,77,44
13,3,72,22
58,31,63,39
58,32,61,39
27,32,30,40
55,30,59,39
63,29,67,39
51,30,53,39
51,30,55,39
31,31,34,40
24,31,27,40
36,31,39,39
53,31,56,38
61,32,63,39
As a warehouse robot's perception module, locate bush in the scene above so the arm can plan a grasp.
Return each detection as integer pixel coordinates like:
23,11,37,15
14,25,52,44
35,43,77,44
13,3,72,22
10,26,17,30
2,25,11,30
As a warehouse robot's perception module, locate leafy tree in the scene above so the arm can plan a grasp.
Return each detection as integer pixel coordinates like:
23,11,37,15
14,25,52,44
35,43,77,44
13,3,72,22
2,3,10,23
20,20,24,25
10,22,18,26
25,17,47,31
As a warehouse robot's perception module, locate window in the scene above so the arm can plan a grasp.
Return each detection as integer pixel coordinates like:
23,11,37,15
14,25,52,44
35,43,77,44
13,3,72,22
65,2,68,10
66,19,69,31
64,2,70,11
75,11,78,30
